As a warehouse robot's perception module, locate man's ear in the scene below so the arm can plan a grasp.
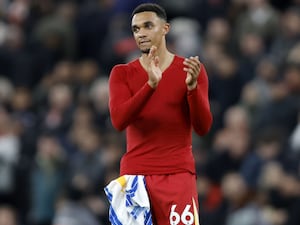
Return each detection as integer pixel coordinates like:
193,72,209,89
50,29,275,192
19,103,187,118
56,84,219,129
163,23,170,35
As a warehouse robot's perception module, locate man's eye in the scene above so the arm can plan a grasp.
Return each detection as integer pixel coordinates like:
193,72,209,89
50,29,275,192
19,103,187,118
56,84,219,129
133,27,139,33
145,24,153,29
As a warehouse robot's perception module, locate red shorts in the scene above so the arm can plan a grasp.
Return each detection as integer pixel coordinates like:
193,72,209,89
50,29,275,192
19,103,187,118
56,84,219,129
145,172,200,225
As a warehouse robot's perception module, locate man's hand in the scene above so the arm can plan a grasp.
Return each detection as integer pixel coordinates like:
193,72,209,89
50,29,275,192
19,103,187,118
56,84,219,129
146,46,162,88
184,56,201,90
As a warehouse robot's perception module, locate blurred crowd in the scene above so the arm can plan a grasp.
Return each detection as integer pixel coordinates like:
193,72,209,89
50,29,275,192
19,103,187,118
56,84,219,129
0,0,300,225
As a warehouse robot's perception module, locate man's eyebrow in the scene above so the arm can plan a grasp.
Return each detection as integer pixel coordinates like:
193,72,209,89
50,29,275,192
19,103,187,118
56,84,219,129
131,24,138,29
144,21,153,26
132,21,153,28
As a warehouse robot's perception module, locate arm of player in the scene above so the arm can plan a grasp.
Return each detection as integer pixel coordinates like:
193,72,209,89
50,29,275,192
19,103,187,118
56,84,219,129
109,46,162,131
185,62,213,136
109,65,155,131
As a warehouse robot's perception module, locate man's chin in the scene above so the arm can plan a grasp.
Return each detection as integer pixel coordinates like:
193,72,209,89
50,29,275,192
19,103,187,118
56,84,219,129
141,48,150,54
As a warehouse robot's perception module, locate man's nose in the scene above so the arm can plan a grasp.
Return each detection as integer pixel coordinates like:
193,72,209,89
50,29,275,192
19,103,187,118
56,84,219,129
137,33,147,39
136,28,147,38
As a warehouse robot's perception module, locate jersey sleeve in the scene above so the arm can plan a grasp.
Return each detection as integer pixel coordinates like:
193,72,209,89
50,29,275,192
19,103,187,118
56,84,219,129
187,64,213,136
109,64,155,131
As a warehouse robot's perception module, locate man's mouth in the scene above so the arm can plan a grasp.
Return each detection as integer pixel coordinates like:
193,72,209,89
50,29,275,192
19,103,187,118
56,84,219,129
139,40,151,45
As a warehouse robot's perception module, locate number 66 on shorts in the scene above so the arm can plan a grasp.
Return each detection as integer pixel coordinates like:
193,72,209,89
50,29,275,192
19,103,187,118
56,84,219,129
169,204,195,225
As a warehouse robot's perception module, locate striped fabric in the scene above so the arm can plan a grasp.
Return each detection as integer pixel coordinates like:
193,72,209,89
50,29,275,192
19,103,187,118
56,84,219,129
104,175,153,225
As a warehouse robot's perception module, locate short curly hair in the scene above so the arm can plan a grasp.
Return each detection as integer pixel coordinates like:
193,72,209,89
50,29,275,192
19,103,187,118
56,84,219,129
131,3,167,21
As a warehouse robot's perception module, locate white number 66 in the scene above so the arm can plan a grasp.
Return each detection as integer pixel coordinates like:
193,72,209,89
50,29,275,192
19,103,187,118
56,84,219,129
169,204,194,225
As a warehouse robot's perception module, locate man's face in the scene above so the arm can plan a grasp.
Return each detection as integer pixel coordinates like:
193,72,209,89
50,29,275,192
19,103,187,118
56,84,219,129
131,11,168,54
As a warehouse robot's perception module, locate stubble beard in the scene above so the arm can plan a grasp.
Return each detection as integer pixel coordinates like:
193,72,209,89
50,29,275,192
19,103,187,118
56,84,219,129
141,48,150,54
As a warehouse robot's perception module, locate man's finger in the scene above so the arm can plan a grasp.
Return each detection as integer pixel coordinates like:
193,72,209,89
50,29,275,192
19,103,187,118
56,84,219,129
148,45,157,58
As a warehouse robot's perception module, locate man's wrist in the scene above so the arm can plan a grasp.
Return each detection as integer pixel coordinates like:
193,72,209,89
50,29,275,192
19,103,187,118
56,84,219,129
147,80,158,88
187,82,197,90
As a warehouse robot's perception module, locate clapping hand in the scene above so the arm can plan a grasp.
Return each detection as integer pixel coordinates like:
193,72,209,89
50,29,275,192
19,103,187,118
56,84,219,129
146,46,162,88
184,56,201,90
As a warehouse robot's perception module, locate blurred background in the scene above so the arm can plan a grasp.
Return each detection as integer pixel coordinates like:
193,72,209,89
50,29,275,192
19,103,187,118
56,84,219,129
0,0,300,225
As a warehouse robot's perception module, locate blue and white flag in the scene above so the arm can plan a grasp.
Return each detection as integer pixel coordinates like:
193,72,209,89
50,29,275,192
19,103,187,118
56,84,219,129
104,175,153,225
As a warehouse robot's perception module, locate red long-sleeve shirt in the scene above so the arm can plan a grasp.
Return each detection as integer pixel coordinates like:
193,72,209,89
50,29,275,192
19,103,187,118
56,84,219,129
109,55,212,175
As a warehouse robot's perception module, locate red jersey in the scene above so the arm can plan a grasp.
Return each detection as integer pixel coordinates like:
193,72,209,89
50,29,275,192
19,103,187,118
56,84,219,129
109,55,212,175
